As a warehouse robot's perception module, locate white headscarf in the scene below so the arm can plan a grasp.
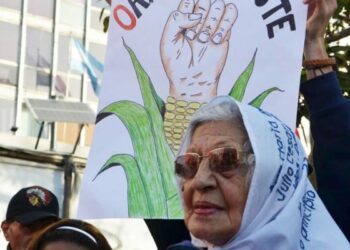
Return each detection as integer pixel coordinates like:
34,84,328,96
182,96,349,250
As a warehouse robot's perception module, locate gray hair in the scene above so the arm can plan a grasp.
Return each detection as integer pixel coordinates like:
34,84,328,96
177,96,255,183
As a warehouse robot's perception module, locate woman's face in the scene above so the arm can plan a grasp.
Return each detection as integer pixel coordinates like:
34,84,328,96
42,241,88,250
182,120,250,246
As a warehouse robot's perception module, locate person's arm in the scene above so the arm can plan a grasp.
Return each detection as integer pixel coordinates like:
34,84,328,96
303,0,335,79
302,0,350,240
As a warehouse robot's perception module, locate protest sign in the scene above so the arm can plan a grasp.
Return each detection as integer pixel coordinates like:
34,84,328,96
78,0,307,219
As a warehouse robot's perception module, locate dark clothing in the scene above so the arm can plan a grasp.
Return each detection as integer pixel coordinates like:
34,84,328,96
145,219,190,250
167,241,198,250
300,72,350,240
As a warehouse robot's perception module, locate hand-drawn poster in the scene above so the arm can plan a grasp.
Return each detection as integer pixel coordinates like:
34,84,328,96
78,0,307,219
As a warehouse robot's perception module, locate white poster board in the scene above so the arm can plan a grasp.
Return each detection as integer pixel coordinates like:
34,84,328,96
78,0,307,219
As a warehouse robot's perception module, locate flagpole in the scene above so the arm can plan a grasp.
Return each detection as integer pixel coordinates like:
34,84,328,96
67,32,74,98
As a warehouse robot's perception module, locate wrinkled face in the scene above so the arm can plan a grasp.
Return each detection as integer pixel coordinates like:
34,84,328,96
42,241,88,250
1,220,32,250
182,120,250,246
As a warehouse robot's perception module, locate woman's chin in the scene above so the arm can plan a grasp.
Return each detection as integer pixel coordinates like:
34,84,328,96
189,223,232,246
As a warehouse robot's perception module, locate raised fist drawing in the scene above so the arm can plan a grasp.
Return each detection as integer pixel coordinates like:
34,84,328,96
160,0,238,102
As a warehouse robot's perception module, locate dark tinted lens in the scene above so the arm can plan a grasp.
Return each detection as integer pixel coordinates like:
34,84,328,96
175,154,199,179
209,148,238,172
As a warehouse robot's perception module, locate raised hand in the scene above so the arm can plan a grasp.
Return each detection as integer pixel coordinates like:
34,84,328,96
304,0,337,42
160,0,238,102
303,0,337,79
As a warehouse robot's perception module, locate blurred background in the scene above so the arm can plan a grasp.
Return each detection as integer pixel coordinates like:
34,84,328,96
0,0,156,249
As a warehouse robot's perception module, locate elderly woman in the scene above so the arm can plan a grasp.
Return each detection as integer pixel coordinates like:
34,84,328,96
166,0,350,248
173,94,349,249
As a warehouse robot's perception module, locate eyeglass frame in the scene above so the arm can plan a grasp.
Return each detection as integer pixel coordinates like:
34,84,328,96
174,146,248,179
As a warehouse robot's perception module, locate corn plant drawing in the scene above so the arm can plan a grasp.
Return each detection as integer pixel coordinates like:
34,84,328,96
93,41,283,218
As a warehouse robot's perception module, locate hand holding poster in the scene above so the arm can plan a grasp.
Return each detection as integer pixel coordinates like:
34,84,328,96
78,0,307,219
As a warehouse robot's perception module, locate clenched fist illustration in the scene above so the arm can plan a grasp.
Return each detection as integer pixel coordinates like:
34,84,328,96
160,0,238,102
161,0,238,153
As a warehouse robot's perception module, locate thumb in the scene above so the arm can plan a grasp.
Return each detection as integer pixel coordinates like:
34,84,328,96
163,11,202,39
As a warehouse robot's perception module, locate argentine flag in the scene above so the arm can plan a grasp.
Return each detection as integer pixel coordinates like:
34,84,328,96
70,38,104,96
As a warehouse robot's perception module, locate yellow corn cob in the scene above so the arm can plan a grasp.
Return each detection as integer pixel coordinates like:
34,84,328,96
164,96,206,154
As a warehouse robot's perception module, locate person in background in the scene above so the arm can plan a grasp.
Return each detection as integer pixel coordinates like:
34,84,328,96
1,186,60,250
27,219,112,250
302,0,350,239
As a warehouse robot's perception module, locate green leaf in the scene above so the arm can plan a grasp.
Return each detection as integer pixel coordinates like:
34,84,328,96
103,16,109,33
99,7,105,21
94,154,151,217
229,49,257,101
167,193,184,218
98,100,167,218
249,87,284,108
123,39,165,116
124,41,182,218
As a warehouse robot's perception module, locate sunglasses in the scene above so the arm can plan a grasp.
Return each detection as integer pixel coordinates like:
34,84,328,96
175,147,242,179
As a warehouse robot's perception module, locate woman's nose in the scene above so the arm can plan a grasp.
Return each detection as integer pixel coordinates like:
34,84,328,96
191,160,217,191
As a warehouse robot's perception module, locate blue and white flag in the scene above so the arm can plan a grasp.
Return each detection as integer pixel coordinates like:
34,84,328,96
70,38,104,96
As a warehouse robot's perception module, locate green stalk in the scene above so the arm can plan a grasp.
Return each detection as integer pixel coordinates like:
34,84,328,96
94,154,151,217
229,49,257,101
124,41,182,217
249,87,284,108
98,100,167,217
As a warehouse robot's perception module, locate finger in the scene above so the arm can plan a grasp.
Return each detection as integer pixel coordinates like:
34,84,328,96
307,1,316,19
309,0,336,21
185,0,211,40
324,0,337,17
212,3,238,44
177,0,195,13
163,11,202,39
198,0,225,43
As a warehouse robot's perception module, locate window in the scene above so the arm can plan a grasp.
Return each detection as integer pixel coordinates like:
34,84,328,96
0,64,18,85
28,0,54,19
0,0,21,10
0,98,14,133
86,42,105,102
58,35,83,73
59,0,85,29
89,42,106,66
86,79,98,102
25,27,52,68
90,9,104,30
91,0,109,8
21,105,48,138
57,35,83,99
23,67,51,92
0,22,19,62
56,122,80,145
58,35,71,72
68,76,83,99
24,27,52,91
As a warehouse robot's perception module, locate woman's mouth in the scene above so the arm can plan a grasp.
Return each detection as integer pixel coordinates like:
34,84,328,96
193,201,223,216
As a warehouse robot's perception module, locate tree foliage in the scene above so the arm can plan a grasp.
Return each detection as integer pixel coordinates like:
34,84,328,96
326,1,350,95
298,1,350,126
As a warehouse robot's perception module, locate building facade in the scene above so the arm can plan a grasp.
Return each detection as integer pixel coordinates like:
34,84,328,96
0,0,108,147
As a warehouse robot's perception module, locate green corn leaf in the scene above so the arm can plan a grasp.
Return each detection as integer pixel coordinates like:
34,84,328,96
98,100,167,218
167,193,184,218
229,49,257,101
123,39,165,116
124,41,182,217
93,154,151,217
249,87,284,108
